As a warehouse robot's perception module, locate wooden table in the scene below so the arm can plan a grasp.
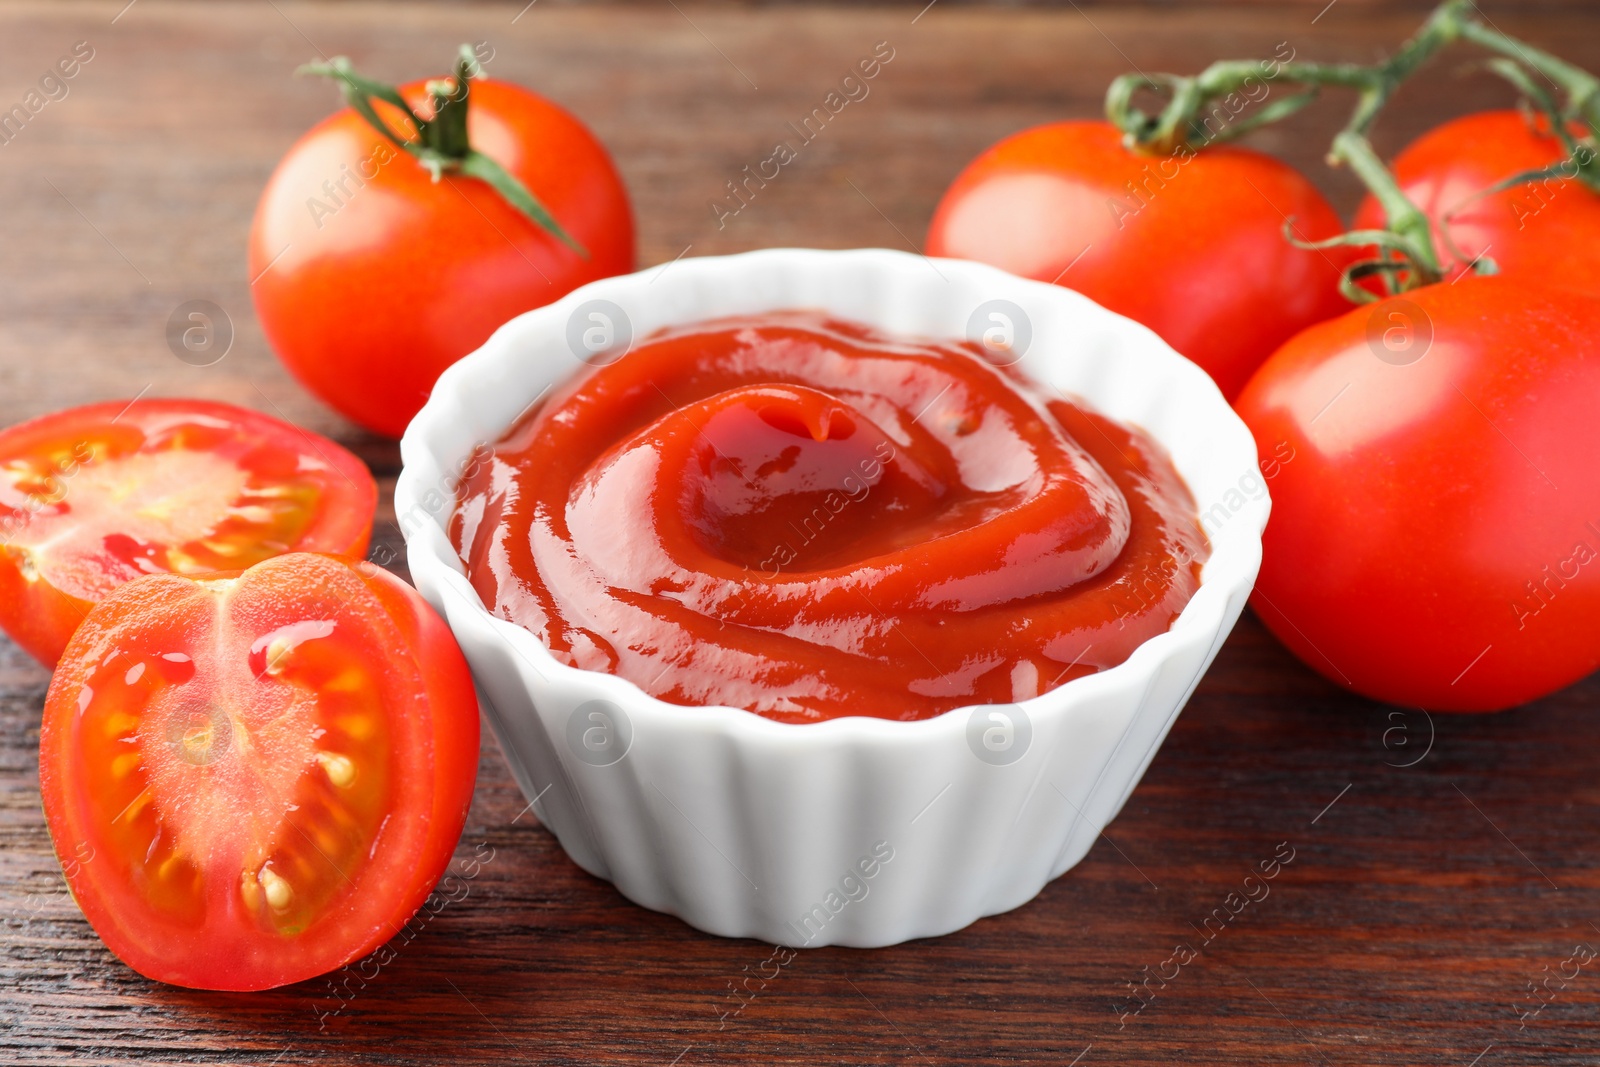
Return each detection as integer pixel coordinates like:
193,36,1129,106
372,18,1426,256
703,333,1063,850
2,2,1597,1063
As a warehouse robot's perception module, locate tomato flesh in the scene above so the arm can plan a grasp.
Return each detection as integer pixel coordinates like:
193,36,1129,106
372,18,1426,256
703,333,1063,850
39,553,479,991
0,400,376,666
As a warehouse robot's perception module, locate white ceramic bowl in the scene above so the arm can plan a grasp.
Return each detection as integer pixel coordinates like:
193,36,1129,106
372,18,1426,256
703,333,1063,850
397,248,1268,947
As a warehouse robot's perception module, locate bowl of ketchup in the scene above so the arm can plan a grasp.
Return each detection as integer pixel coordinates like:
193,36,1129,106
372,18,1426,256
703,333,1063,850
398,248,1267,947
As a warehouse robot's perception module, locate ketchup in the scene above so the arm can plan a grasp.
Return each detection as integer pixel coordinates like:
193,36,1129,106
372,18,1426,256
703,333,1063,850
452,313,1207,723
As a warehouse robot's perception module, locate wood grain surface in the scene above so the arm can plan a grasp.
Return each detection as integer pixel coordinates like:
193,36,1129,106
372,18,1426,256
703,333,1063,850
1,2,1598,1064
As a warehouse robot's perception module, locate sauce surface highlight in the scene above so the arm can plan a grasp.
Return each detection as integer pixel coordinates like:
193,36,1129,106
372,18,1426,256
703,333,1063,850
452,313,1207,723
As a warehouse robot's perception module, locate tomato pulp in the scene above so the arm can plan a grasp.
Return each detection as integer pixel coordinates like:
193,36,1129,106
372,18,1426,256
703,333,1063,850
1236,276,1600,710
454,314,1207,723
39,553,480,990
250,77,635,438
0,399,375,667
927,120,1352,400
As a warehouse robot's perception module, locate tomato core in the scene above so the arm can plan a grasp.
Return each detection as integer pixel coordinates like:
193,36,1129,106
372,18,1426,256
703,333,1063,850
74,576,394,941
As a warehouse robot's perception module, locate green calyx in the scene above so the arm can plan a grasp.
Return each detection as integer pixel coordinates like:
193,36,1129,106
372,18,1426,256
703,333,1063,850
1102,0,1600,301
300,44,588,258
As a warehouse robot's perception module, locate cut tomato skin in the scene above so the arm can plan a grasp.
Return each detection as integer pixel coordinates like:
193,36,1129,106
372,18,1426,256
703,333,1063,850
1236,276,1600,711
0,399,376,667
38,552,479,991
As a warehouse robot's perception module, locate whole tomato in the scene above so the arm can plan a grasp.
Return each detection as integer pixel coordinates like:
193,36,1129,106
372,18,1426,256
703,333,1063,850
927,120,1352,400
1353,109,1600,285
251,60,634,438
1235,276,1600,711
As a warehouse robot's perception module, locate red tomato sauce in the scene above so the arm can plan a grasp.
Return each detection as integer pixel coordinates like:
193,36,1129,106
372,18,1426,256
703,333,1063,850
452,313,1207,723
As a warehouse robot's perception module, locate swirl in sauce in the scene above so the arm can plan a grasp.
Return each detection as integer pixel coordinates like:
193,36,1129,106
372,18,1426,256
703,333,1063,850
452,313,1207,723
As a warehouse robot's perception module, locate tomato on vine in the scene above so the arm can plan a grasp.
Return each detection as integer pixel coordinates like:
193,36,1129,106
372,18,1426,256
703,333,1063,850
1236,277,1600,710
1108,0,1600,708
250,46,634,438
1352,109,1600,286
926,120,1352,400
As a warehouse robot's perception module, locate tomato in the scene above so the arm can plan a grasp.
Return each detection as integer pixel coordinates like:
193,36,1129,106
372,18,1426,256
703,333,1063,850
38,552,480,990
1353,109,1600,285
0,399,375,667
927,120,1353,400
250,74,634,438
1235,276,1600,711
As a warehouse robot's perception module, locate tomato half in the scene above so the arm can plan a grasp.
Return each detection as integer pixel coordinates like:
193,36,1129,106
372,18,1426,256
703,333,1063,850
39,552,480,990
0,399,376,667
1235,276,1600,711
926,120,1353,400
250,76,635,438
1353,109,1600,286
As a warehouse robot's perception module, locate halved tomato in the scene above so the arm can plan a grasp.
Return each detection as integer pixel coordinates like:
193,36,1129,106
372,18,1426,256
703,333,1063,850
39,552,480,991
0,399,376,666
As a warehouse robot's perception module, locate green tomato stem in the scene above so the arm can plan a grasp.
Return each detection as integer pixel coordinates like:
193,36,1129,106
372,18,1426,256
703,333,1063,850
299,45,588,258
1102,0,1600,298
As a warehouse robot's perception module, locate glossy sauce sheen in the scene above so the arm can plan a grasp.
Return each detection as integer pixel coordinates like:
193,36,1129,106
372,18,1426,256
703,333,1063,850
453,314,1207,723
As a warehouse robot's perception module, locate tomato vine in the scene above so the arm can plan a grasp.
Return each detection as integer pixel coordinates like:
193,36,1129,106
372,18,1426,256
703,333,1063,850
1105,0,1600,300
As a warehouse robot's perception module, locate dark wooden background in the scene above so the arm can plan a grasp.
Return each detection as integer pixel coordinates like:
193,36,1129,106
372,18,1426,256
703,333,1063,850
2,2,1598,1064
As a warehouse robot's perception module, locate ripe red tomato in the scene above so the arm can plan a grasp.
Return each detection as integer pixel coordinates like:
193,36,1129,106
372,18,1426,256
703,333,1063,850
927,120,1352,399
250,75,634,438
39,552,480,990
1235,276,1600,711
0,399,375,667
1353,109,1600,285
